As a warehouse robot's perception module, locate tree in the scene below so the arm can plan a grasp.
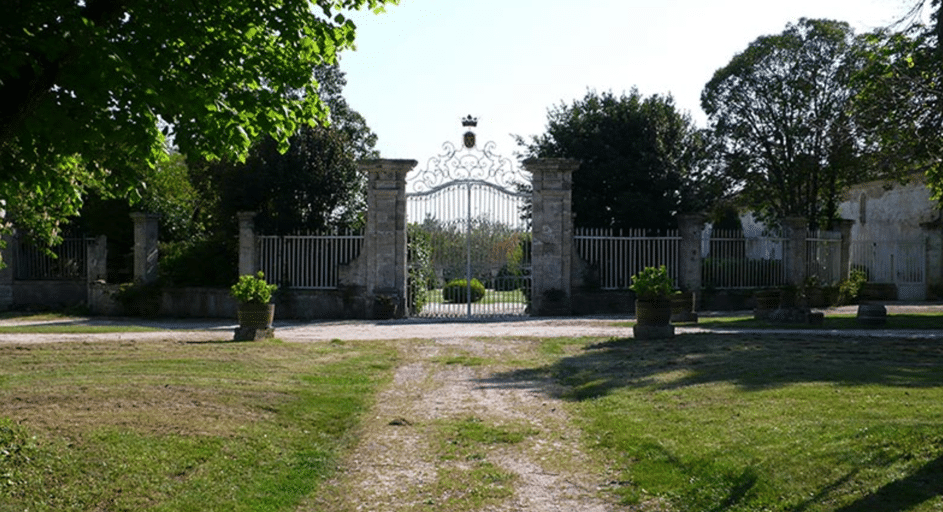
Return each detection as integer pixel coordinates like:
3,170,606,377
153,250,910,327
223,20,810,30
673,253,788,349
854,1,943,200
517,89,725,232
0,0,395,257
197,65,377,235
702,18,867,229
214,124,366,234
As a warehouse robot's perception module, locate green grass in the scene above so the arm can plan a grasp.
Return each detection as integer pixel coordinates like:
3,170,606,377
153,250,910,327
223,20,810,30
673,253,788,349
422,288,526,305
0,338,396,511
697,313,942,330
614,312,942,330
0,324,162,334
512,333,943,511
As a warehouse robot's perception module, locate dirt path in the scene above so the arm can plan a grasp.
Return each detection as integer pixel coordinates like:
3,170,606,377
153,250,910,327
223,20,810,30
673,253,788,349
307,336,625,512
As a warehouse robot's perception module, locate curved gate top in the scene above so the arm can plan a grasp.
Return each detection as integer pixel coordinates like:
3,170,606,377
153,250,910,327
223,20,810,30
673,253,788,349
406,116,532,318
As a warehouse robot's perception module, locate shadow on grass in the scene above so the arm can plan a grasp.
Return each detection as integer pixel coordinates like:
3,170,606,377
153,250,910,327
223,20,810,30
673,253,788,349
697,313,943,331
481,333,943,510
832,454,943,512
483,332,943,400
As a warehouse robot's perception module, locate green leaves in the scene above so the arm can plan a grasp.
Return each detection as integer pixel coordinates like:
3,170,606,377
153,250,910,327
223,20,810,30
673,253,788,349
703,18,866,228
520,89,723,230
0,0,396,261
230,271,278,304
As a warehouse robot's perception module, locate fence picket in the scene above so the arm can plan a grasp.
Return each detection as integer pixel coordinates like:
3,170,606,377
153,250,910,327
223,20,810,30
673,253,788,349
258,231,364,289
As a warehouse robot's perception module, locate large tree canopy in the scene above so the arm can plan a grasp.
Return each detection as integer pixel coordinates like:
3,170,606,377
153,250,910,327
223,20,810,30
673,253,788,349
518,89,725,232
855,1,943,200
195,65,377,236
0,0,394,252
702,18,867,229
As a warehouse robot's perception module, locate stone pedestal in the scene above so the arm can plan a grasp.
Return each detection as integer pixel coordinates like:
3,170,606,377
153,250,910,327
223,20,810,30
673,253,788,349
357,159,416,319
633,324,676,340
525,158,580,316
0,231,14,310
677,213,706,316
87,235,107,283
783,216,807,288
834,218,854,281
233,327,275,341
130,213,159,283
237,212,259,277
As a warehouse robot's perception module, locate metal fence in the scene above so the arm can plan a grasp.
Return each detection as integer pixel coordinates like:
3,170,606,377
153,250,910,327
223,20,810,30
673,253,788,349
702,228,788,289
258,230,364,289
574,228,681,290
576,228,845,290
14,236,90,280
806,230,843,285
850,239,926,299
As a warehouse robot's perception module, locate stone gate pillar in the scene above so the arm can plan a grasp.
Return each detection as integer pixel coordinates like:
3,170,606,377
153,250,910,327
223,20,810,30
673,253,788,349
237,211,259,277
677,212,707,293
359,159,416,319
130,212,159,283
834,218,854,281
0,231,14,310
525,158,580,316
783,217,808,287
86,235,108,283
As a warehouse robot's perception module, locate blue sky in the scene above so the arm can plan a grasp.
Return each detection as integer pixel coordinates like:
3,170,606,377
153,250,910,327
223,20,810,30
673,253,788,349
339,0,915,164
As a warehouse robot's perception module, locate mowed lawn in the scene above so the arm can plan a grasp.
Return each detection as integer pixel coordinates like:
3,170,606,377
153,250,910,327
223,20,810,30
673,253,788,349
0,336,397,512
495,332,943,511
3,325,943,511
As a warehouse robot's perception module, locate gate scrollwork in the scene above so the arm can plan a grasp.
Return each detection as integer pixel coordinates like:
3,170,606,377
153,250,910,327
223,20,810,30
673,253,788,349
407,140,530,195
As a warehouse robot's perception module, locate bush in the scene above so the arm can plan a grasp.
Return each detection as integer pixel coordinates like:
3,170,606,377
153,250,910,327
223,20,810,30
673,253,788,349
407,224,435,314
230,271,278,304
112,281,162,317
629,265,673,300
443,278,486,304
159,237,236,287
837,268,868,305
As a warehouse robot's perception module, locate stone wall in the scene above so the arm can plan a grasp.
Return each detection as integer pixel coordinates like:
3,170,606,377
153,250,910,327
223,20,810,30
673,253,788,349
838,174,942,298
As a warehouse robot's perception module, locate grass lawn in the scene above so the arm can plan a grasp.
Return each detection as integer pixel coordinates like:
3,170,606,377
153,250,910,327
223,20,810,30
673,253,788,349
614,312,943,330
0,337,396,511
502,333,943,511
0,324,163,334
422,288,526,305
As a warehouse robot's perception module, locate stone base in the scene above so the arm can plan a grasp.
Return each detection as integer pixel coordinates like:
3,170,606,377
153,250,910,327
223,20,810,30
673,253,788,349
856,304,887,327
633,324,675,340
671,311,699,324
769,307,816,324
233,327,275,341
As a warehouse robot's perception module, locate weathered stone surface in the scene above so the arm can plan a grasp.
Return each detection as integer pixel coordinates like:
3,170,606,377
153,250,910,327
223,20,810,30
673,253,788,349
233,327,275,341
525,158,580,316
131,212,160,283
633,324,675,340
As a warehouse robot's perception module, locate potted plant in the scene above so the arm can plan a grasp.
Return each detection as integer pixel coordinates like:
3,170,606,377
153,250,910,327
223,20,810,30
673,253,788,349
753,288,780,320
629,265,675,339
230,271,278,340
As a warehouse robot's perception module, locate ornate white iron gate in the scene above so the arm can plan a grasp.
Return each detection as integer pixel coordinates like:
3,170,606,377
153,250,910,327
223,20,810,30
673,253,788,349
407,117,531,318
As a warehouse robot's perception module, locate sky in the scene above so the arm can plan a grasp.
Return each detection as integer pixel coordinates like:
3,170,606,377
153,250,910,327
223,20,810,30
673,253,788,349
338,0,917,166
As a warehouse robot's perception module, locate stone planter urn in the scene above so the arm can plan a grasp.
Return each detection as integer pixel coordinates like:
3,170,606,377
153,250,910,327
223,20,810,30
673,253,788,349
670,291,698,323
629,265,675,339
754,289,780,320
856,303,887,327
235,303,276,340
634,299,675,339
230,271,278,341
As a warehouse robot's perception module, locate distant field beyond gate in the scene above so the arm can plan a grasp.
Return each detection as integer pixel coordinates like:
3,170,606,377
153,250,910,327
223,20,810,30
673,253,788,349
407,130,531,318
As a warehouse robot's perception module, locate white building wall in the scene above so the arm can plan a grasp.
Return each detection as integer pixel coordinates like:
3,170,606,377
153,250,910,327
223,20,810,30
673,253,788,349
837,174,942,300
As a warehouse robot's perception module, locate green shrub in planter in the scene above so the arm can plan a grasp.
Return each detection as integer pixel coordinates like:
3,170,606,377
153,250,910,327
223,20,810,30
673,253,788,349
443,278,486,304
230,271,278,304
629,265,673,301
